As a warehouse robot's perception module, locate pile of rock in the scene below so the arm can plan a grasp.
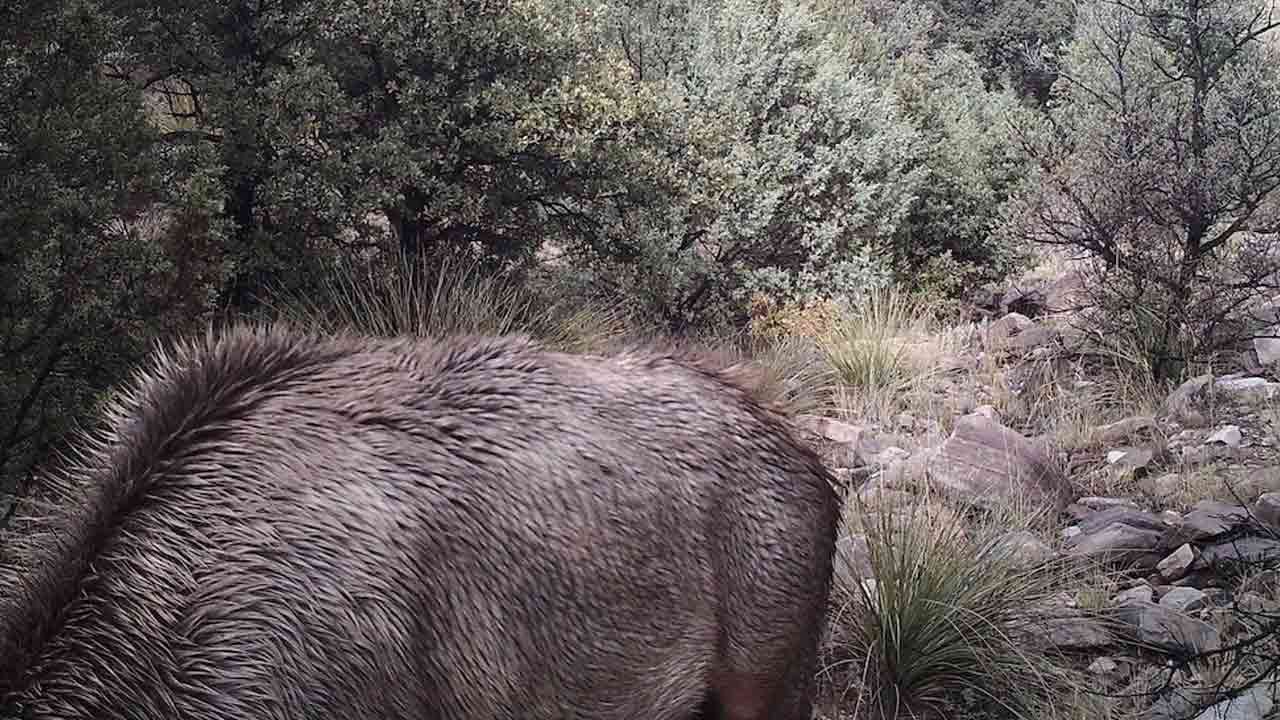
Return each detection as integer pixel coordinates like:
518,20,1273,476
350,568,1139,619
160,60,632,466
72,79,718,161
1042,496,1278,652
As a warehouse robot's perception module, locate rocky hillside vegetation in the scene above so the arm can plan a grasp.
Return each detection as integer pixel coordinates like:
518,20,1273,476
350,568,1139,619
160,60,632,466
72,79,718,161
757,260,1280,720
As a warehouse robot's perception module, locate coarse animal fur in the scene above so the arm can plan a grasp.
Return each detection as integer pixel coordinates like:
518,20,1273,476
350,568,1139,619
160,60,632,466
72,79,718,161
0,322,840,720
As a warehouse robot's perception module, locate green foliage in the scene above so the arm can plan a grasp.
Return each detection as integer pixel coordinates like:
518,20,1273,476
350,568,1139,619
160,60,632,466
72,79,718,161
1003,0,1280,380
0,0,222,500
120,0,661,311
581,0,934,329
815,0,1037,299
928,0,1075,103
882,45,1035,295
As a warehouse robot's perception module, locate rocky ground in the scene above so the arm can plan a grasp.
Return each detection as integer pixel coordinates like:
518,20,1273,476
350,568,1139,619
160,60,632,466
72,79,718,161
799,265,1280,720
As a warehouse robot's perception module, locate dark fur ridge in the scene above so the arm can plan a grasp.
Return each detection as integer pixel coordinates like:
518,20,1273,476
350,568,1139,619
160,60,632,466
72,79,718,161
0,322,840,720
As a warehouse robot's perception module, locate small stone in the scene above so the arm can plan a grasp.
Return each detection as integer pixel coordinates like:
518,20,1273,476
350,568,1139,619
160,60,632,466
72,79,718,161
1065,503,1092,522
1196,537,1280,571
1107,447,1155,469
1042,614,1115,650
1215,376,1280,405
1147,472,1184,500
1115,584,1155,605
1159,510,1184,526
1062,526,1082,540
983,530,1056,570
1157,544,1197,581
1078,496,1141,511
1159,587,1209,613
1079,507,1169,534
985,313,1035,353
1253,492,1280,528
875,446,910,466
1093,416,1157,444
1207,425,1244,447
1166,374,1213,425
1067,522,1166,570
797,415,865,445
972,404,1000,422
926,412,1071,510
834,535,872,591
1087,656,1119,676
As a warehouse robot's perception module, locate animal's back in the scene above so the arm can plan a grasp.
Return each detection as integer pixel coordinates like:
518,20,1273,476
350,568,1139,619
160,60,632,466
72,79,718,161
0,323,839,720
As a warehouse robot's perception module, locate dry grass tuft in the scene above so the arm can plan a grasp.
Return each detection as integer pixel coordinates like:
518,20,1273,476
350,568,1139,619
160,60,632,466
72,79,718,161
270,251,630,353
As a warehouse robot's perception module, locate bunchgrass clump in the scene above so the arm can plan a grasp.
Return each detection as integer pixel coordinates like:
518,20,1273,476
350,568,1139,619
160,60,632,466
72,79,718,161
821,289,927,394
271,250,629,353
731,332,839,417
821,496,1097,720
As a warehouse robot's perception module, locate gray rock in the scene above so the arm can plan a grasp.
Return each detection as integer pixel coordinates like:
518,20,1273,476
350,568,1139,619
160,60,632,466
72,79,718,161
1196,537,1280,571
1182,443,1238,465
1042,613,1116,650
798,415,866,445
1078,496,1141,511
1107,446,1156,470
1159,587,1209,613
1079,506,1170,534
1157,544,1197,581
982,530,1055,570
1088,656,1118,674
972,403,1000,422
1166,374,1214,426
1181,500,1252,541
874,446,910,466
1191,682,1276,720
1256,332,1280,366
1215,376,1280,404
1207,425,1244,447
1094,416,1157,444
1116,584,1155,604
926,412,1071,510
1147,472,1184,500
1067,522,1167,569
1114,601,1221,654
834,534,872,591
1253,492,1280,528
855,486,916,511
986,312,1036,353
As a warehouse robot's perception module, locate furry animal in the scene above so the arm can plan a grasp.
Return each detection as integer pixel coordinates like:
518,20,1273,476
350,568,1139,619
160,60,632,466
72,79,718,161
0,323,839,720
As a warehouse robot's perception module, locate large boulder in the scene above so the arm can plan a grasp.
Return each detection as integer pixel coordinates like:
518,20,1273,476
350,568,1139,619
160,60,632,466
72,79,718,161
926,411,1072,511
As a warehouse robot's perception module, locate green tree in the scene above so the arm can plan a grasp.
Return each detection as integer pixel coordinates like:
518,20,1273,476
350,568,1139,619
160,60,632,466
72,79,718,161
584,0,927,331
0,0,219,504
928,0,1076,103
1004,0,1280,380
120,0,670,309
818,0,1037,301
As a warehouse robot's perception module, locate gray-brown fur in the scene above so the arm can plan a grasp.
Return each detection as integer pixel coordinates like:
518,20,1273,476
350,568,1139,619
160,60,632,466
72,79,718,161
0,322,839,720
